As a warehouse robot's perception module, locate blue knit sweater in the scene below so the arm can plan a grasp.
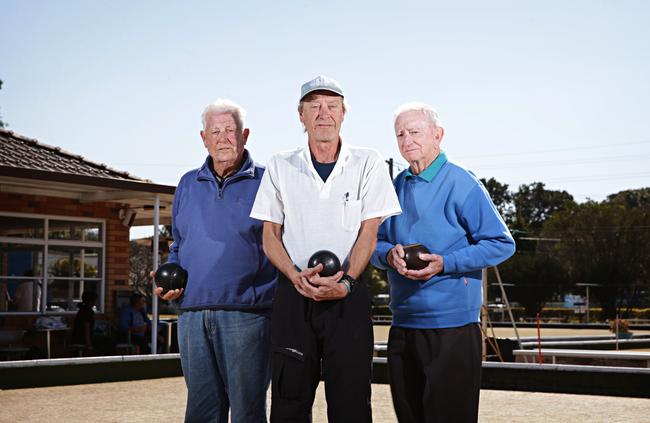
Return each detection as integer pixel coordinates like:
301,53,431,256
168,152,278,311
371,153,515,328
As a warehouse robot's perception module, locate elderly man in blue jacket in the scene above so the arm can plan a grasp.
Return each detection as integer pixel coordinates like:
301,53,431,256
155,99,278,423
371,102,515,423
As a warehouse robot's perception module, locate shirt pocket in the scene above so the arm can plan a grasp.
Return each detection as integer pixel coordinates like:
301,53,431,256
342,199,362,232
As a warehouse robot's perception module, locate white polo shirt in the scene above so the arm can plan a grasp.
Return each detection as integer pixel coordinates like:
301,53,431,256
250,142,401,270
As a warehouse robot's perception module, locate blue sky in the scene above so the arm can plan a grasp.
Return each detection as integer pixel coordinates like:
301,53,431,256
2,0,650,207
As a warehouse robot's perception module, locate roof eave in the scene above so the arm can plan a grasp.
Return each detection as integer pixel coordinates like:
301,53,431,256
0,165,175,195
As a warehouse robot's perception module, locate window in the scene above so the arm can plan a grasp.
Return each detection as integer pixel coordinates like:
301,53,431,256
48,220,103,242
0,216,44,239
0,213,105,314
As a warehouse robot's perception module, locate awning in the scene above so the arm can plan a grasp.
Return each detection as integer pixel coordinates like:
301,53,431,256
0,165,175,226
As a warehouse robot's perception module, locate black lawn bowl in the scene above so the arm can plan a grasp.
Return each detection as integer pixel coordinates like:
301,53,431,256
308,250,342,277
154,262,188,293
403,244,430,271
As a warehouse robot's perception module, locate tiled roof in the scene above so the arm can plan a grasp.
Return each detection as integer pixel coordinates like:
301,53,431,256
0,129,145,181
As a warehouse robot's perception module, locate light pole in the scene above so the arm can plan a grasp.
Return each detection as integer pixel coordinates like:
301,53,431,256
576,283,600,323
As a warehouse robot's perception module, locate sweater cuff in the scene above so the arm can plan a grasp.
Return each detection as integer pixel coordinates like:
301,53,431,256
442,252,456,274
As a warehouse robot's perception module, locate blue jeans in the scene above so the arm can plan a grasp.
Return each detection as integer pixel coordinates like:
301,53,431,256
178,309,271,423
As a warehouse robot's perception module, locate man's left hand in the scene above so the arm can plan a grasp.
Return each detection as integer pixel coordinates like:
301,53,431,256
152,271,184,301
154,286,184,301
307,271,347,301
405,253,444,281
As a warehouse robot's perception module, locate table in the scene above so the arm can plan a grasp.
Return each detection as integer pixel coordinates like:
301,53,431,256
158,319,177,353
29,327,69,359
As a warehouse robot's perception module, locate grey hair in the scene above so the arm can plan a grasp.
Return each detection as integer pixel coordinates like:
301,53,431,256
201,99,247,131
297,96,349,115
393,102,442,127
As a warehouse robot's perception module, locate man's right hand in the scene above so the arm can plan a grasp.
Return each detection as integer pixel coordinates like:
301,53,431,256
289,265,321,299
150,271,184,301
387,244,409,276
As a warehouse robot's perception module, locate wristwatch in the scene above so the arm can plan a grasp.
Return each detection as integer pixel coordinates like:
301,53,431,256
339,274,357,293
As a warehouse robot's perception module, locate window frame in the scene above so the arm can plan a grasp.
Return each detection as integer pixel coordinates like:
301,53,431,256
0,211,106,315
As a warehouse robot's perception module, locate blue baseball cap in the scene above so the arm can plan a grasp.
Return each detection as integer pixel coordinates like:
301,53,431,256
300,75,344,101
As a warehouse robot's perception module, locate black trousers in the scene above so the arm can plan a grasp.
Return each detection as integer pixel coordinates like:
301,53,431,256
270,275,374,423
387,324,482,423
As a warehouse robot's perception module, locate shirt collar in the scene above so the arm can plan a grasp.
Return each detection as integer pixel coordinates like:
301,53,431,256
299,140,351,175
405,151,448,182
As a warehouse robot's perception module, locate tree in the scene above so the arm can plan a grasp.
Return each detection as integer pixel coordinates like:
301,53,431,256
128,226,172,294
480,177,513,223
492,182,578,316
606,188,650,210
0,79,5,128
363,264,389,298
498,252,568,316
541,201,650,318
512,182,575,233
129,240,154,294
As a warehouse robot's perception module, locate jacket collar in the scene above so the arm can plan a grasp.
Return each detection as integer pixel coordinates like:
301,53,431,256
197,149,255,182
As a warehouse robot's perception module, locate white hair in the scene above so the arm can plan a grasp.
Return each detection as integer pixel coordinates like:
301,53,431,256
393,102,442,127
201,99,247,131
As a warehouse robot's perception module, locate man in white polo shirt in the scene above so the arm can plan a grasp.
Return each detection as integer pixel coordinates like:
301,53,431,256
251,75,401,422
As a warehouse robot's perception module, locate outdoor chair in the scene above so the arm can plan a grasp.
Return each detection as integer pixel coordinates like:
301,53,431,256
114,330,139,355
64,328,89,357
94,320,138,355
0,329,30,361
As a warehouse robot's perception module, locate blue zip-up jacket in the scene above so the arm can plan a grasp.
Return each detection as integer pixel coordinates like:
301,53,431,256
168,151,278,311
371,153,515,328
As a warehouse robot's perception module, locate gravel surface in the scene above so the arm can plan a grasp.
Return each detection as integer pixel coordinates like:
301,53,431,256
1,377,648,423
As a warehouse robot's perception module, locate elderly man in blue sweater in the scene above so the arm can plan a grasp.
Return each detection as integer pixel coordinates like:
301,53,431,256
371,102,515,423
155,99,278,423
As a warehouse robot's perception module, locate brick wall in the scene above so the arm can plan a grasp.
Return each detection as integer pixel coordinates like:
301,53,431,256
0,192,131,324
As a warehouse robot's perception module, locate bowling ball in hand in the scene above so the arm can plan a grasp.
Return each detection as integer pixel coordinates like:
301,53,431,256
154,262,188,293
308,250,342,277
403,244,430,271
